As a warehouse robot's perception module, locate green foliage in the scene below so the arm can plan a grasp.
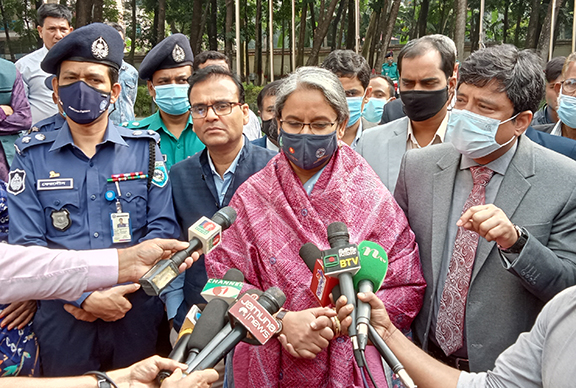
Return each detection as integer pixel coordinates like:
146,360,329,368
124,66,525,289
135,85,153,118
244,83,263,112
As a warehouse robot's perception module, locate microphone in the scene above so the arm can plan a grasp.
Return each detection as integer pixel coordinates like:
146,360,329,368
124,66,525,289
201,268,244,304
140,206,237,296
299,242,339,307
354,241,388,352
157,297,230,383
187,287,286,373
323,222,361,363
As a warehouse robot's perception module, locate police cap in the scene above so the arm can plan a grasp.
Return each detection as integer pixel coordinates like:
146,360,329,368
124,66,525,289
139,34,194,81
41,23,124,75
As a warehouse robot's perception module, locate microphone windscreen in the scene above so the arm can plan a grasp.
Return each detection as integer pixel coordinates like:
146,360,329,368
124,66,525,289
212,207,237,229
261,286,287,311
353,241,389,291
223,268,244,283
327,222,350,247
299,242,322,272
186,298,230,350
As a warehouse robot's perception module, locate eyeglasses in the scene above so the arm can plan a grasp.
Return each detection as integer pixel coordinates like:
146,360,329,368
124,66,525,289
561,79,576,95
190,102,242,119
280,120,337,134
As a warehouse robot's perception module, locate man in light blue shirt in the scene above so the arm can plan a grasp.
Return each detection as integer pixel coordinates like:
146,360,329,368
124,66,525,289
16,3,73,124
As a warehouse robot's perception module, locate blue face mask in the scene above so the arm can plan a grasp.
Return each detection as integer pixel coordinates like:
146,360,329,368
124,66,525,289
153,84,191,116
278,127,338,170
445,109,518,159
362,98,388,123
556,86,576,128
58,81,111,124
346,96,364,127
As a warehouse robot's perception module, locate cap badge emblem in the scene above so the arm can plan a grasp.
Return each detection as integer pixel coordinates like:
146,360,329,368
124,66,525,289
92,37,109,60
172,44,185,62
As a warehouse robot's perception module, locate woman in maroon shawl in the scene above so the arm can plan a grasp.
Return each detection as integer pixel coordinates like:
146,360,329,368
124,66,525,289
206,67,426,388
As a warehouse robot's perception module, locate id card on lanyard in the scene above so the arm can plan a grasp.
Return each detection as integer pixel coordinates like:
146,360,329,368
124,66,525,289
106,172,146,244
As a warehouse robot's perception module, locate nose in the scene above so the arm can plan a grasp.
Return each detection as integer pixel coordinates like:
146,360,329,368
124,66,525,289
204,105,220,121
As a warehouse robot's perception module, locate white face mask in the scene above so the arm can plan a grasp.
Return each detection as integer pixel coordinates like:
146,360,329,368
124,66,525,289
445,109,519,159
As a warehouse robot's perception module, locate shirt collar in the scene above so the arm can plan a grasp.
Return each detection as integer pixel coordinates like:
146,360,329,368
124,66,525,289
551,120,562,136
149,110,193,136
351,120,363,149
406,111,449,149
50,119,128,152
207,136,245,179
460,139,518,176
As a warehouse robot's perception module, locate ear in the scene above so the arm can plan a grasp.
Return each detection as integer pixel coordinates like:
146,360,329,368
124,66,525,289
388,96,396,102
554,81,562,96
37,25,43,39
513,110,532,136
147,80,155,98
336,121,348,140
52,77,60,101
241,103,250,126
364,86,373,103
110,82,122,104
448,75,457,95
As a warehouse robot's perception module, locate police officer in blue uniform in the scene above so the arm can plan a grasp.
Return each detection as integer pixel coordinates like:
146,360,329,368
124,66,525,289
7,23,180,377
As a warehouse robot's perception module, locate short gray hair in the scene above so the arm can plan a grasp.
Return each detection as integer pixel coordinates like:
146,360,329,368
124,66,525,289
275,67,349,124
458,44,544,114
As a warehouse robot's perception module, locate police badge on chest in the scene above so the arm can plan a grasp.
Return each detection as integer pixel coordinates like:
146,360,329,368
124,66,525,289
51,209,71,231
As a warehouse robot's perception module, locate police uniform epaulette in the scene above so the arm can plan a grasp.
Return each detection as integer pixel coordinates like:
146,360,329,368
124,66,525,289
122,115,154,129
26,116,57,135
117,126,160,143
15,131,58,153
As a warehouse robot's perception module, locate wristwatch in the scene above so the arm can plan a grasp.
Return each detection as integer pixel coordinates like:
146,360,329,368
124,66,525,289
500,224,528,254
275,308,288,335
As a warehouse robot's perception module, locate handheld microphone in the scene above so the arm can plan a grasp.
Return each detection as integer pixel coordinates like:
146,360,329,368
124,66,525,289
187,287,286,373
299,242,339,307
201,268,244,304
140,207,237,296
354,241,388,352
323,222,361,364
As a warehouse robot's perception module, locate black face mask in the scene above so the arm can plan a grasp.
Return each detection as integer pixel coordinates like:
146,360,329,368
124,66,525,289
400,87,449,122
261,118,279,144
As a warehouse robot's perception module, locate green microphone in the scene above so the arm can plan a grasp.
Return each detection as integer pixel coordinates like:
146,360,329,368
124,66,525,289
353,240,389,352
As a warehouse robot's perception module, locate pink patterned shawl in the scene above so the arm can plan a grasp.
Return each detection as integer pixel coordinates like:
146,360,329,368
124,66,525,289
206,143,426,388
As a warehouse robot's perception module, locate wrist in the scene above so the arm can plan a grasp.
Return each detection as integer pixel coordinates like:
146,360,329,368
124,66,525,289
274,308,289,336
116,248,135,283
106,368,129,388
499,224,528,253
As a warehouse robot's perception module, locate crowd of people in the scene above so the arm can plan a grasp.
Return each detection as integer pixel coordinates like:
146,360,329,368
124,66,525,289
1,2,576,388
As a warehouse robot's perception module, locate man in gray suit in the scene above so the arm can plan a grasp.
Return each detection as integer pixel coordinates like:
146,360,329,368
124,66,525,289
395,44,576,372
357,34,457,193
321,50,375,149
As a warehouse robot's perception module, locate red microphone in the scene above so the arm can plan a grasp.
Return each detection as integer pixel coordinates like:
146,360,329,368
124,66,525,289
299,242,339,307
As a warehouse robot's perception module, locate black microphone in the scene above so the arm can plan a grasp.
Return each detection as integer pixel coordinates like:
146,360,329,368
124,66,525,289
184,289,262,372
187,287,286,373
156,297,229,383
140,207,237,296
323,222,362,364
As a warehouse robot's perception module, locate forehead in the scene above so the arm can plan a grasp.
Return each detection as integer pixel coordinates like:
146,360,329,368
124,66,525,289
262,94,276,108
338,75,364,92
59,60,110,76
564,62,576,79
43,17,70,28
401,49,444,78
199,59,229,70
152,65,192,81
189,76,239,103
369,77,389,91
282,88,336,118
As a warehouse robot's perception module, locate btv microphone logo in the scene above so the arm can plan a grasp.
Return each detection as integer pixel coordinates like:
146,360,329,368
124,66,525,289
228,294,279,345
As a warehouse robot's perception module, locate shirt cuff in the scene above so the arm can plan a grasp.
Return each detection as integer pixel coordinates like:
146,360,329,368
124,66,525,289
84,248,119,291
498,249,520,269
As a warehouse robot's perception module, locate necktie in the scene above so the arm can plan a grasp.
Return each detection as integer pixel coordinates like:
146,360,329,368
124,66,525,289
436,165,494,355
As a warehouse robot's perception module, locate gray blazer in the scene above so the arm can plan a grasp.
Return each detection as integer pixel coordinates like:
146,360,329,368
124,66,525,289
356,117,409,194
394,135,576,372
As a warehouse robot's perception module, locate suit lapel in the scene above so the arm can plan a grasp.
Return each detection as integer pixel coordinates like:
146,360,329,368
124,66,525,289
431,149,460,287
387,121,409,186
471,136,534,282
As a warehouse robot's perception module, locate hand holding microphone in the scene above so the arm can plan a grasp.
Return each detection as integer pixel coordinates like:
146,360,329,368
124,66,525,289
140,207,237,296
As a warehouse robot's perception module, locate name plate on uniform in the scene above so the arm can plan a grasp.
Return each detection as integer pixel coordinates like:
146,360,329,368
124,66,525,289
37,178,74,191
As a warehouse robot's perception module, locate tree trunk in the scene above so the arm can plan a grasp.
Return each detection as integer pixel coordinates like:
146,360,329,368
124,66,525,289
537,0,565,60
190,0,204,54
281,16,285,76
438,0,448,35
330,0,346,50
525,0,541,49
408,0,417,40
513,0,524,47
362,11,378,61
197,2,209,53
368,8,382,68
346,0,355,49
209,0,218,50
128,0,137,65
255,0,263,84
453,0,467,61
0,0,14,61
338,4,347,49
309,1,316,36
93,0,103,22
371,0,389,69
157,0,166,43
417,0,430,38
76,0,92,28
502,0,510,43
375,0,400,71
470,9,479,52
296,0,307,67
225,0,234,59
306,0,339,66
